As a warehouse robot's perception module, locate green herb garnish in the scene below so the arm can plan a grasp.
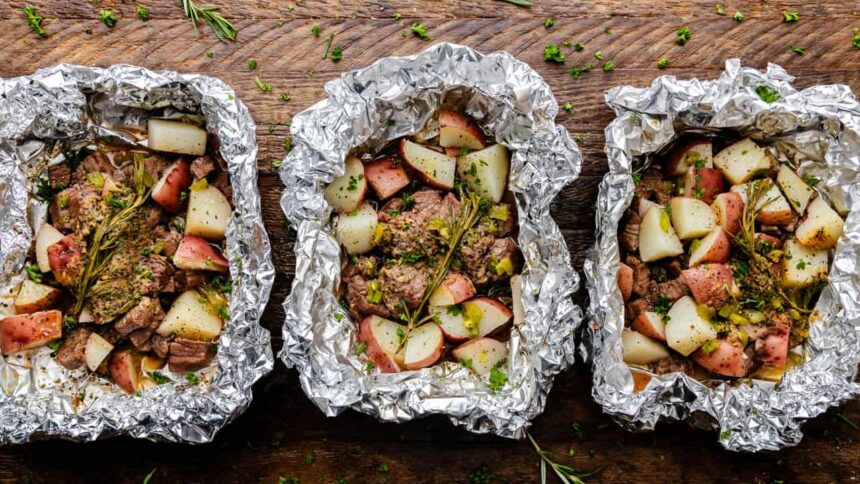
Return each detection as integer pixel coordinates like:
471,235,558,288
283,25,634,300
715,4,726,15
543,44,565,63
488,367,508,391
254,76,272,92
783,11,799,23
137,5,149,21
99,10,118,28
790,45,807,55
411,22,430,40
26,264,43,283
247,59,257,70
311,25,320,37
146,371,169,385
569,64,593,77
755,84,781,103
657,58,670,69
602,60,616,72
543,19,554,29
181,0,237,42
675,26,692,46
23,6,46,37
733,11,744,22
330,45,343,62
185,372,199,385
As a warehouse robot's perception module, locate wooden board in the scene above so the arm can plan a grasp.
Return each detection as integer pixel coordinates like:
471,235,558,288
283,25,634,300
1,1,859,482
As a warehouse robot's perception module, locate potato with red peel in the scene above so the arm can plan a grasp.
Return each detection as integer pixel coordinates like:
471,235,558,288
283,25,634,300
428,271,476,306
399,139,456,190
689,228,730,267
34,223,64,272
711,192,744,235
430,305,471,342
617,262,634,302
638,206,684,262
403,323,444,370
683,167,725,204
456,144,510,203
14,280,63,314
756,323,790,368
173,234,229,273
682,264,739,307
692,338,751,377
151,160,192,214
47,235,81,287
632,311,666,341
109,349,143,394
334,202,379,255
156,290,223,341
713,138,772,185
622,330,670,365
186,184,232,241
438,109,486,150
637,199,662,219
463,297,513,337
731,180,795,226
754,233,783,250
665,139,713,177
665,296,718,356
324,156,368,213
776,165,814,215
452,338,507,376
0,310,63,355
364,157,409,200
358,315,402,373
669,197,717,240
795,196,844,250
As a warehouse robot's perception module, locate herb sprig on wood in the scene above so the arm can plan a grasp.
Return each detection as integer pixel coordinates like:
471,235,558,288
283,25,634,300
181,0,237,42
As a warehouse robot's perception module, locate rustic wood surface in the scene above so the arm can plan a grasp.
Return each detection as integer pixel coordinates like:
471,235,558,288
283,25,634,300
1,1,860,483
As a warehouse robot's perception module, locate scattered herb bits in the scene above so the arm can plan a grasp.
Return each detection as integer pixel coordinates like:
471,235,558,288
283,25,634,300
99,9,118,28
790,45,807,55
562,102,573,113
783,11,800,23
602,61,616,72
675,26,692,46
330,45,343,62
280,93,291,102
23,5,46,37
311,24,321,37
543,44,566,63
755,84,781,103
411,22,430,40
544,18,554,29
254,77,272,93
594,51,604,60
569,64,593,77
733,10,744,22
247,59,257,71
182,0,237,41
715,4,726,16
137,5,149,21
657,58,670,69
392,13,402,20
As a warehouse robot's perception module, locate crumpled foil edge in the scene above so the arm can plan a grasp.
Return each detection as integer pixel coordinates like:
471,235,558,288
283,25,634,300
278,43,582,438
584,59,860,452
0,64,274,444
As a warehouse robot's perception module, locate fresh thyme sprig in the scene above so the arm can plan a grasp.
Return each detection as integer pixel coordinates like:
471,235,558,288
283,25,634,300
181,0,237,42
397,190,486,350
527,432,603,484
72,154,151,316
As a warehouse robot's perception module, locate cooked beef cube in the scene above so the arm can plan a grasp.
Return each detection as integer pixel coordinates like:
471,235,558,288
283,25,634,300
378,198,405,223
114,297,164,336
153,225,183,257
143,206,162,228
379,263,430,311
138,254,174,296
345,275,392,320
626,298,652,323
72,152,113,183
655,276,689,302
625,255,655,297
190,156,217,180
168,270,206,293
56,327,93,370
48,164,71,189
461,234,518,287
149,334,169,358
167,338,215,372
635,167,670,205
213,171,233,205
49,184,101,234
342,256,379,279
129,315,162,350
650,354,694,375
378,190,456,258
621,207,642,253
48,187,75,232
96,326,124,345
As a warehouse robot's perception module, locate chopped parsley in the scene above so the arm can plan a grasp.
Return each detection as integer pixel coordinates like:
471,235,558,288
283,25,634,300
575,135,584,144
272,431,284,447
755,84,781,103
364,362,375,372
543,19,554,29
355,342,367,355
675,26,692,46
396,326,405,343
657,58,670,69
733,11,744,22
378,463,389,474
23,6,46,37
283,137,293,152
631,173,642,185
305,452,316,465
99,9,118,28
573,42,584,51
783,11,799,23
411,22,430,40
210,275,232,293
330,45,343,62
804,176,822,186
488,367,508,391
26,264,43,283
185,372,199,385
311,25,321,37
146,371,170,385
593,51,604,60
399,251,423,263
543,44,565,63
137,5,149,20
402,192,415,210
569,64,593,77
392,13,402,20
254,76,272,93
562,102,573,113
460,358,472,369
719,428,732,440
602,60,616,72
247,59,257,70
653,295,672,322
796,259,807,270
106,195,127,209
715,4,726,15
790,45,807,55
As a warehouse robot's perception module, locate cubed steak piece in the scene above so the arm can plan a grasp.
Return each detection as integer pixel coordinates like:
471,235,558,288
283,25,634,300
168,338,215,372
379,263,431,311
114,297,165,335
138,254,174,296
56,327,93,370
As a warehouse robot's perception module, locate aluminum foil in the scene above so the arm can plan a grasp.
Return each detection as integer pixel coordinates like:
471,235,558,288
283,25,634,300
279,43,581,438
584,59,860,451
0,64,274,443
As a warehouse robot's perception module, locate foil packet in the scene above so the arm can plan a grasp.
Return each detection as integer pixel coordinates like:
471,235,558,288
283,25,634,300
584,59,860,451
279,43,581,438
0,64,274,443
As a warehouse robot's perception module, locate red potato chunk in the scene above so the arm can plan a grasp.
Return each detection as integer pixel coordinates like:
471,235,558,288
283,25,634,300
358,315,402,373
755,233,783,250
632,311,666,341
428,271,476,306
682,264,739,307
109,349,143,393
664,139,713,177
684,167,725,204
47,235,81,287
172,234,229,273
711,192,745,236
0,310,63,355
756,323,790,368
617,262,634,302
689,229,731,267
364,157,410,200
692,337,751,377
151,160,193,214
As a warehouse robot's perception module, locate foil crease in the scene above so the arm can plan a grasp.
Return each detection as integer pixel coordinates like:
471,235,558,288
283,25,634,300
279,43,581,438
0,64,274,443
584,59,860,451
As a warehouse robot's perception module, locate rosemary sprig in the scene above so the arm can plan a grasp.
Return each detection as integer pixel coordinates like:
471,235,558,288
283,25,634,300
72,154,151,316
322,33,334,59
527,432,603,484
181,0,237,42
397,190,486,350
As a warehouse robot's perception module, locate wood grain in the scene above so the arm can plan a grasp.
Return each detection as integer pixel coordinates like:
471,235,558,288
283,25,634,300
1,1,860,483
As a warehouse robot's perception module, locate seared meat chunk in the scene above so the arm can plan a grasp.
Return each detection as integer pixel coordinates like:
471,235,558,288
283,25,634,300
461,234,518,287
71,152,113,183
625,255,655,297
342,256,379,279
168,338,215,372
48,164,71,189
378,190,459,258
655,276,689,302
621,206,642,253
49,184,104,234
634,167,670,205
626,298,652,323
650,354,694,375
164,270,207,293
213,171,233,205
153,225,183,257
149,334,170,358
378,198,405,223
191,156,217,180
345,275,392,320
138,254,174,296
379,263,431,311
96,326,124,345
56,327,93,370
114,297,164,336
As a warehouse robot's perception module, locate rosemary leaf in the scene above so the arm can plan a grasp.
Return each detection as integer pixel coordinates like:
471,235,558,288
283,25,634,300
181,0,237,42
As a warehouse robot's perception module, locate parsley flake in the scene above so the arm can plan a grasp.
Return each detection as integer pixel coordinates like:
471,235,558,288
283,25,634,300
562,102,573,113
544,18,554,29
137,5,149,21
411,22,430,40
254,76,272,92
657,58,670,69
783,11,799,23
755,84,781,103
715,4,726,15
24,6,47,37
790,45,807,55
733,11,744,22
602,60,616,72
488,367,508,391
99,9,118,28
247,59,257,70
543,44,566,63
675,26,692,46
311,25,320,37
